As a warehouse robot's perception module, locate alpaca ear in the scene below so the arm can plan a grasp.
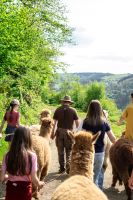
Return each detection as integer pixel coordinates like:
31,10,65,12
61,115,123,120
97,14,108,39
92,131,101,144
67,131,75,141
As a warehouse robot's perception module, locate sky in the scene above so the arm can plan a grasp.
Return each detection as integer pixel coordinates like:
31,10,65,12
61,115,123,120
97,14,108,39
60,0,133,74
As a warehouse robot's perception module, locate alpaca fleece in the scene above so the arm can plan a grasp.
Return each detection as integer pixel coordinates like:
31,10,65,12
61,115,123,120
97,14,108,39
51,131,108,200
29,110,52,199
51,175,108,200
110,138,133,200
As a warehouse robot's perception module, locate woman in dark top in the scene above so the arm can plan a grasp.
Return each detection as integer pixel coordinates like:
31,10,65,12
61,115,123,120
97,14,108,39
82,100,116,189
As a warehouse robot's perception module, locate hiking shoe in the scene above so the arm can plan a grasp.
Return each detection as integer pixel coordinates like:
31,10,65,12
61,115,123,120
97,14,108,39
66,167,70,174
58,168,65,174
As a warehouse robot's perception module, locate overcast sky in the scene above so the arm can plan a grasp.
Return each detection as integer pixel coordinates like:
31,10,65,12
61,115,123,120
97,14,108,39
60,0,133,74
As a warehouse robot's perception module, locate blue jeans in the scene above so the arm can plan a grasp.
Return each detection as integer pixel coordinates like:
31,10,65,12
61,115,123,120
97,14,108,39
94,152,104,189
5,126,16,142
98,167,105,189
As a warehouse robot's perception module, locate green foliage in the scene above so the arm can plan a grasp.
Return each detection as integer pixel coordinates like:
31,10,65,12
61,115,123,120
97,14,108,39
100,98,119,117
0,0,72,107
83,82,105,111
0,137,8,163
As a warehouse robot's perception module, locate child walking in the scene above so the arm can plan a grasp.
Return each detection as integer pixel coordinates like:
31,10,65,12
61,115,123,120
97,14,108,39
1,126,44,200
0,99,20,142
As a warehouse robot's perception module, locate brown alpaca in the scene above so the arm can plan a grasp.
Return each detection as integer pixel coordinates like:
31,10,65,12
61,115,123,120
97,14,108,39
69,131,95,180
32,135,51,199
30,109,52,199
110,138,133,200
51,131,108,200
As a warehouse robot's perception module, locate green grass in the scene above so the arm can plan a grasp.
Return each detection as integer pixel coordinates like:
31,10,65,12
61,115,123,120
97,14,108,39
0,137,8,164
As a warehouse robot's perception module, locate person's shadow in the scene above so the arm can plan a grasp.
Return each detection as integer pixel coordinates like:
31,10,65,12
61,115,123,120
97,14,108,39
44,171,69,184
103,187,126,200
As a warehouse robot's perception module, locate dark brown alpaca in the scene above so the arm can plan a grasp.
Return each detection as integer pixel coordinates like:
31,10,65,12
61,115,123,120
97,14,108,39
110,138,133,200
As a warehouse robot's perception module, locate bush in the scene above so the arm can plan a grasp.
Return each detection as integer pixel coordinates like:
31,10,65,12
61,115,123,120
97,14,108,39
83,82,105,111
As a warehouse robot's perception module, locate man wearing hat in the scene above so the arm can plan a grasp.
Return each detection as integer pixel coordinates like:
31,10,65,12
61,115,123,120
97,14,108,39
51,95,79,173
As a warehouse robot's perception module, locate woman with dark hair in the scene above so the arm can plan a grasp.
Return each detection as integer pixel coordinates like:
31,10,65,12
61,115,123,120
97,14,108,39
82,100,116,189
1,126,44,200
0,99,20,142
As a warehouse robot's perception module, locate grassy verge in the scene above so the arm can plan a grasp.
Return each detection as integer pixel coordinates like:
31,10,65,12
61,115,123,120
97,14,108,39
0,137,8,164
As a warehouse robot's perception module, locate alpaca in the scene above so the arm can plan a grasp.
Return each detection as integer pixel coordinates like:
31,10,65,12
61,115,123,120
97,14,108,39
30,109,53,199
51,131,108,200
110,138,133,200
29,124,40,136
32,135,51,199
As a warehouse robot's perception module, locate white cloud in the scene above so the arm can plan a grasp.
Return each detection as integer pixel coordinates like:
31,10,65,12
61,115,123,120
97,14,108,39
61,0,133,73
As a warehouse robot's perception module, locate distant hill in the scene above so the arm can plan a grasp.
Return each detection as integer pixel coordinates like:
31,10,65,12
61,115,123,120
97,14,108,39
69,72,129,84
59,72,133,109
71,72,112,84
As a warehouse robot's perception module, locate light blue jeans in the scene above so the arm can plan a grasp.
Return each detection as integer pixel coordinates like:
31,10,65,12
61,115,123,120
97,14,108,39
94,152,104,189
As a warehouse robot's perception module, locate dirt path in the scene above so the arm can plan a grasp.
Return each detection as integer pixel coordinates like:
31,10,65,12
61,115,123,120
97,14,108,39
0,140,127,200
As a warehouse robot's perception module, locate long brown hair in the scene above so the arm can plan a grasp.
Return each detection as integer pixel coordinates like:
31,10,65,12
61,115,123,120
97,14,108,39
6,126,33,175
85,100,104,126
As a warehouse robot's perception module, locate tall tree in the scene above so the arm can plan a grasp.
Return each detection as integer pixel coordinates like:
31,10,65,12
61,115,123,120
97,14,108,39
0,0,72,104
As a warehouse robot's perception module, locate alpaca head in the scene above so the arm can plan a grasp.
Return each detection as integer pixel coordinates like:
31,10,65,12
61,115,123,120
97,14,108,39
41,117,53,128
40,109,51,119
39,117,53,139
69,131,100,179
69,130,100,152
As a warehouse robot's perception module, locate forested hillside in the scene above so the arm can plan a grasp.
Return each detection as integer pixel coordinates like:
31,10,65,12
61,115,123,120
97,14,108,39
58,73,133,109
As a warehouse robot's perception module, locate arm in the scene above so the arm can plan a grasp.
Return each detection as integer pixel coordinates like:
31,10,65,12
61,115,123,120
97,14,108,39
31,153,44,190
31,172,44,190
75,119,80,129
51,120,57,139
117,115,125,126
0,170,8,182
117,108,127,125
107,130,116,144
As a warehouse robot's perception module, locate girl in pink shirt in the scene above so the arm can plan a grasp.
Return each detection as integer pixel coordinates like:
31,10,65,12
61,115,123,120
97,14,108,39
0,99,20,143
1,126,44,200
